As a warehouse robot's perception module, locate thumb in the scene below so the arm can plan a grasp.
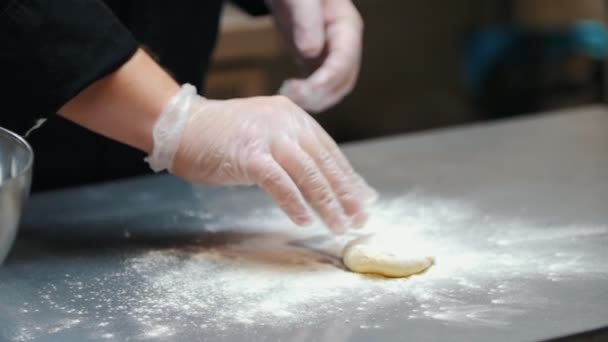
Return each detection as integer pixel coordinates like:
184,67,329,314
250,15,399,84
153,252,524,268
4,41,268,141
270,0,325,58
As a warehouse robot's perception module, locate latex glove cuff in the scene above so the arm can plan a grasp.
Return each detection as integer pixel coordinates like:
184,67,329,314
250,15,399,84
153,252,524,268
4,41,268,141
144,84,197,172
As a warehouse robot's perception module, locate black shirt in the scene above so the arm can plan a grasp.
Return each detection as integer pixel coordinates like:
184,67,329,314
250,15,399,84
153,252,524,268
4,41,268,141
0,0,267,191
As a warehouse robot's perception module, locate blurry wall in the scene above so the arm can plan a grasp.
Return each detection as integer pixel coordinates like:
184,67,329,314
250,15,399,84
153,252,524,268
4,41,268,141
319,0,479,141
517,0,605,27
207,1,606,143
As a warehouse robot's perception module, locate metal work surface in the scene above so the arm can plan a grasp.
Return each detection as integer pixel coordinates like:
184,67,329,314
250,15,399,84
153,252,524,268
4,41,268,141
1,106,608,341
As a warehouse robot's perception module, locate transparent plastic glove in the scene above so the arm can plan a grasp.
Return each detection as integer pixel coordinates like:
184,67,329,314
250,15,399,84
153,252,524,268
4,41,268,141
269,0,363,113
146,84,377,233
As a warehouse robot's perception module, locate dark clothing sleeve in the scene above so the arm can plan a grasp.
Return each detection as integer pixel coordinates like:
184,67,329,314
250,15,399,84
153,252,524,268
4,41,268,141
103,0,223,89
0,0,262,192
0,0,138,124
231,0,270,16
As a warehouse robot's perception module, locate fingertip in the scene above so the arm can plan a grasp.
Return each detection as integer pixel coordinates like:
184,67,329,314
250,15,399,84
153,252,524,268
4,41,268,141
289,1,325,58
279,80,323,113
278,80,294,96
323,208,350,235
296,215,313,227
295,36,324,59
364,187,379,205
351,211,369,229
284,203,312,227
278,79,303,98
287,202,313,227
354,175,379,204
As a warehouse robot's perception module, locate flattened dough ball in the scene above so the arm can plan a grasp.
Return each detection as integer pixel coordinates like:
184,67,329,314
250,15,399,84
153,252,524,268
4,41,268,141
342,233,435,278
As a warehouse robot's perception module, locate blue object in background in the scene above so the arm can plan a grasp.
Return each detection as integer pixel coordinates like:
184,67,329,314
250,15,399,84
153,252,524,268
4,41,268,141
464,20,608,93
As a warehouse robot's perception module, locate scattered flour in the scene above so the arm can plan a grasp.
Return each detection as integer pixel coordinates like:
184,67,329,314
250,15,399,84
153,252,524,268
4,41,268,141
12,194,608,340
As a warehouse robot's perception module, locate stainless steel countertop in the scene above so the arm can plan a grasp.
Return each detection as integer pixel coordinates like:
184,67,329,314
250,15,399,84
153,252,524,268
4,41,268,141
1,106,608,341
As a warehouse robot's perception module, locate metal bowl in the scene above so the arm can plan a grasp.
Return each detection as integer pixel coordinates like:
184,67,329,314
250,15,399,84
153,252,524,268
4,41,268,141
0,127,33,264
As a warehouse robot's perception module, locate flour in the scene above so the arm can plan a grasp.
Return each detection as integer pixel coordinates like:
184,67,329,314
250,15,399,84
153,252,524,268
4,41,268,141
13,194,608,341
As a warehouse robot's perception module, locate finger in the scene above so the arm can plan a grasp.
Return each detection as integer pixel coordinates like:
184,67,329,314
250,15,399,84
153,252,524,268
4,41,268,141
311,120,378,205
300,135,369,228
307,18,362,103
271,0,325,58
278,79,325,113
248,155,312,226
290,0,325,58
273,141,350,233
281,0,363,112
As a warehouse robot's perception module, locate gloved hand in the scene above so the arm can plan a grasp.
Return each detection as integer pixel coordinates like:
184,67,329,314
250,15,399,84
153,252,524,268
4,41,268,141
269,0,363,113
146,84,377,233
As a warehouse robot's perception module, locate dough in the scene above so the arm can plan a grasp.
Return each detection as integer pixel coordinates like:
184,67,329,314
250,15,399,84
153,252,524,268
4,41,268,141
342,233,435,278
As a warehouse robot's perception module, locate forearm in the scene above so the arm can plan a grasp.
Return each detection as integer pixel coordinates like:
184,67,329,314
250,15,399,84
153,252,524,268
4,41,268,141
58,48,180,154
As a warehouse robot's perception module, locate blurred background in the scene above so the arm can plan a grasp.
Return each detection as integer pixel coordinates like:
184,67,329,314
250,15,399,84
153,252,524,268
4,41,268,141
207,0,608,143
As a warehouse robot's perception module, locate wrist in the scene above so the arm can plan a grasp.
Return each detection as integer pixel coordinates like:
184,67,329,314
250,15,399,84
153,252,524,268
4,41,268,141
58,49,180,154
145,84,198,172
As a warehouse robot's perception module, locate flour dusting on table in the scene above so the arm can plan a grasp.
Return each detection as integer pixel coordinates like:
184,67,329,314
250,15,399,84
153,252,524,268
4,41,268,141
13,194,608,341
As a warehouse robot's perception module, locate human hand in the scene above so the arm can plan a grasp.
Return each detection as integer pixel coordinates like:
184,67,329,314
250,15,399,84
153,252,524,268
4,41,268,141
146,85,377,233
269,0,363,113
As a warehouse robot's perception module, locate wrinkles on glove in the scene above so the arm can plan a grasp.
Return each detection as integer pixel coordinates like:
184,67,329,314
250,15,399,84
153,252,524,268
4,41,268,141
147,84,377,233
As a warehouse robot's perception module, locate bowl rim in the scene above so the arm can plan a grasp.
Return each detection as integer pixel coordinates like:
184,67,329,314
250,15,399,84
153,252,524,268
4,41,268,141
0,126,34,184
